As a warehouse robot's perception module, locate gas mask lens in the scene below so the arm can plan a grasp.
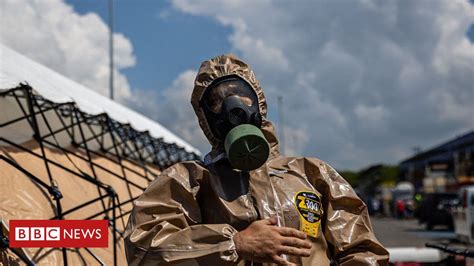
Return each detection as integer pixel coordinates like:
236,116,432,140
202,78,257,114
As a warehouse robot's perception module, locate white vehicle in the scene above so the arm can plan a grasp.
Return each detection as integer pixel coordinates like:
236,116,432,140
454,185,474,243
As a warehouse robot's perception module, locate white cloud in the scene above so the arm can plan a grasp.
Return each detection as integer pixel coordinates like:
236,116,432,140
354,104,388,125
170,0,474,169
0,0,135,101
126,70,211,153
281,126,309,158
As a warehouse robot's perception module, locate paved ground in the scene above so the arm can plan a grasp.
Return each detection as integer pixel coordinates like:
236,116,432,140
371,216,457,248
371,216,474,264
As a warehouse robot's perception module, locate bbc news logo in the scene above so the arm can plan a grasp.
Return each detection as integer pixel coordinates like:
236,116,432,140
9,220,108,248
16,227,61,241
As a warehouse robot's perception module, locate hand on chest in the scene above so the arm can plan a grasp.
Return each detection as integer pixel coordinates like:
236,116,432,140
204,164,323,237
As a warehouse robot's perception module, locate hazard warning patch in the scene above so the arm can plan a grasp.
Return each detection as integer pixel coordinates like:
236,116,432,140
294,191,323,238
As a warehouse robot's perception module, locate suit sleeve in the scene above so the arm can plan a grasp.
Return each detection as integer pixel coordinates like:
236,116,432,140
309,160,389,265
124,162,239,265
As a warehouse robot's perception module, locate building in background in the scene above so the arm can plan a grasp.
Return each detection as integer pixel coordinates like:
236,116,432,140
400,131,474,193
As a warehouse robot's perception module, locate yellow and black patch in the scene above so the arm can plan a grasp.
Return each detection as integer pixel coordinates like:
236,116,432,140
294,191,323,238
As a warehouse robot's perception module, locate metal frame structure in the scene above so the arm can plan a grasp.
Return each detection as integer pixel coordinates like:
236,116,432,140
0,84,200,265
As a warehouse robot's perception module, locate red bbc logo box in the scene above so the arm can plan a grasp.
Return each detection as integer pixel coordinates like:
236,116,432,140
9,220,108,248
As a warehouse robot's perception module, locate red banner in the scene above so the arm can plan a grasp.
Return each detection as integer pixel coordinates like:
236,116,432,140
9,220,108,248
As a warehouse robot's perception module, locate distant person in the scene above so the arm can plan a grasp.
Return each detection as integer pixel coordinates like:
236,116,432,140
405,199,414,218
125,55,389,265
372,198,381,215
396,199,406,219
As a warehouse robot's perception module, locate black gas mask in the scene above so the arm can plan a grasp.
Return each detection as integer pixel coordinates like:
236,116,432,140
200,76,269,171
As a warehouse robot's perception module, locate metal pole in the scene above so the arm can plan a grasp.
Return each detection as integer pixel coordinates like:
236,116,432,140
112,194,117,266
277,96,285,155
108,0,114,100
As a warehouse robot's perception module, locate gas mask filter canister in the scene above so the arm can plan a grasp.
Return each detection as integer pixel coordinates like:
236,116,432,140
224,123,270,171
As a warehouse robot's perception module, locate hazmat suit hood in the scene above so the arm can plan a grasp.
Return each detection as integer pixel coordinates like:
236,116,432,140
190,54,280,161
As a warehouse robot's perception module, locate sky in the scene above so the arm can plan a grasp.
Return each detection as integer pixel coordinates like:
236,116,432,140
1,0,473,170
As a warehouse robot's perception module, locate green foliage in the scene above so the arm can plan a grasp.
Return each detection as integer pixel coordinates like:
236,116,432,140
339,170,360,186
378,165,399,185
339,165,399,187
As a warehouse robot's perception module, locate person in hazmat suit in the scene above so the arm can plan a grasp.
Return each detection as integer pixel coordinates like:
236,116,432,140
124,54,389,265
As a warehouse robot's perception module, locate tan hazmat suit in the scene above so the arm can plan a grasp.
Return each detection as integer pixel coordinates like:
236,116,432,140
125,55,389,265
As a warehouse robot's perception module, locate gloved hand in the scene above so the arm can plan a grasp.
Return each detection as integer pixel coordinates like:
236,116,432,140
233,216,312,265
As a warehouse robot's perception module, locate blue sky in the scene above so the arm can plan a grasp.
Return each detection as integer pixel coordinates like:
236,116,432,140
2,0,473,169
66,0,232,91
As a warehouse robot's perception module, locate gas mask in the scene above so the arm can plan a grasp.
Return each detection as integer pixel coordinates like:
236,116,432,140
200,76,270,171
